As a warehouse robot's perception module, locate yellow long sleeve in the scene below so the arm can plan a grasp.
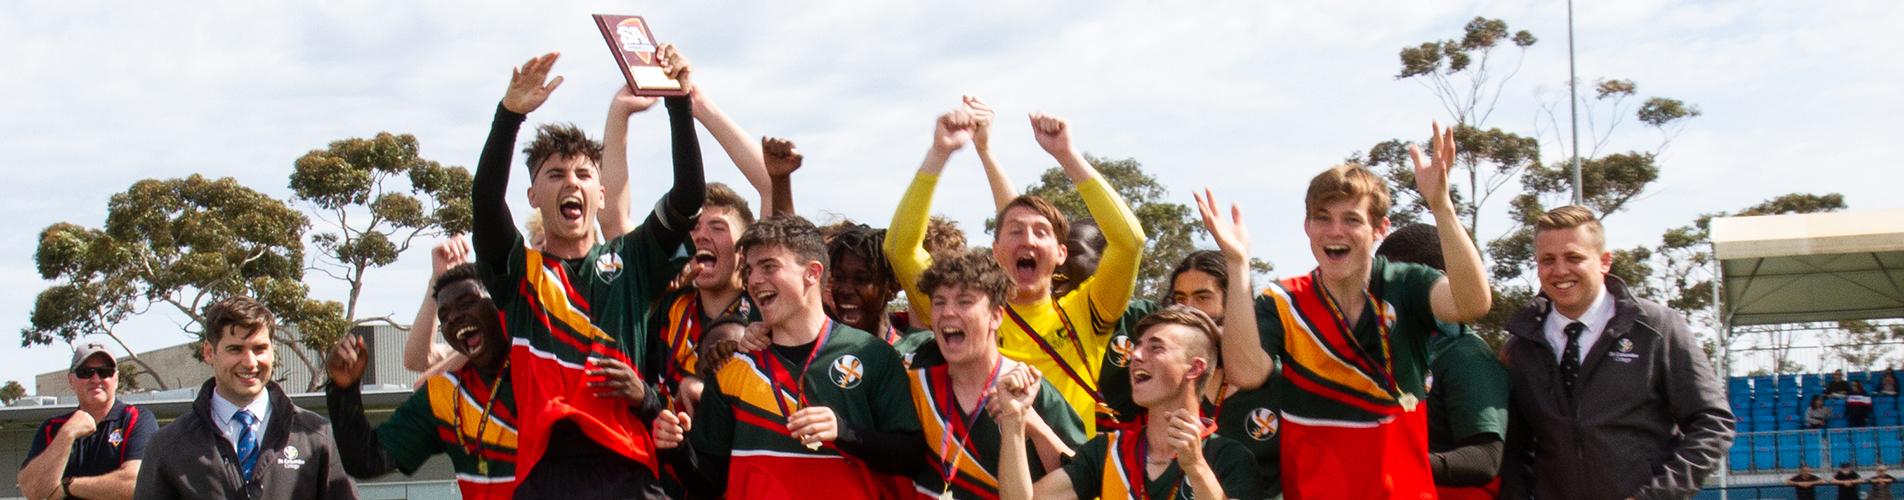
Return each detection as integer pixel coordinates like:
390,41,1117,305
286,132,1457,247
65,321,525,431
1067,174,1146,335
885,171,940,324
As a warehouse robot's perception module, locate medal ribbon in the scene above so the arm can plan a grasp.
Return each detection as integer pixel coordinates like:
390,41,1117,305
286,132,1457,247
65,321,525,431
1309,269,1402,403
933,356,1003,494
1005,305,1105,406
756,319,837,419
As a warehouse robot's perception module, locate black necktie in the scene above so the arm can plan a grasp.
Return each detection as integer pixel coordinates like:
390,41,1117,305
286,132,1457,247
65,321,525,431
1560,321,1586,397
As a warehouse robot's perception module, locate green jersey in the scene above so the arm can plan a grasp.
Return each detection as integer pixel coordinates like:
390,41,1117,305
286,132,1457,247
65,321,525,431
690,320,923,500
1425,326,1509,451
1063,420,1260,500
1254,257,1444,423
904,343,1089,500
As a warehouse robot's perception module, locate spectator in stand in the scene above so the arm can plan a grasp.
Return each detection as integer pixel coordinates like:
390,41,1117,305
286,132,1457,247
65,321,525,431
1848,381,1874,427
1881,371,1899,396
1787,464,1825,500
1827,370,1852,398
1874,464,1897,500
1834,462,1865,500
1807,395,1832,429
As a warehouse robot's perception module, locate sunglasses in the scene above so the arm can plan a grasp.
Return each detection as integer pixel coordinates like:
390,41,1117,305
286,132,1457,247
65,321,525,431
72,366,116,379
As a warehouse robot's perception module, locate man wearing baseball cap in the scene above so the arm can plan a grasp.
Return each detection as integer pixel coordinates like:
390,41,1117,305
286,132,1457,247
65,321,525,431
17,343,158,500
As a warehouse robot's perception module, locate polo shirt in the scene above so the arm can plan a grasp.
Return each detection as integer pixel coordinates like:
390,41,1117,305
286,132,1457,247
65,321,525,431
25,401,158,478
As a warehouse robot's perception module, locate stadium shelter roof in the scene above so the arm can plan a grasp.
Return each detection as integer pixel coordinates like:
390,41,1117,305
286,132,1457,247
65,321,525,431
1712,209,1904,326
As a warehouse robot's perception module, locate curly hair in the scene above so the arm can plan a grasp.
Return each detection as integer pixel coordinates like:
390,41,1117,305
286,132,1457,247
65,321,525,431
1132,304,1221,389
924,215,968,257
736,214,829,269
917,248,1012,309
694,314,751,377
828,224,899,291
522,123,604,177
202,295,277,346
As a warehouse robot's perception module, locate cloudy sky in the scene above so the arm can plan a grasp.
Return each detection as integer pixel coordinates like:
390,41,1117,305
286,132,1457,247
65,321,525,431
3,0,1900,390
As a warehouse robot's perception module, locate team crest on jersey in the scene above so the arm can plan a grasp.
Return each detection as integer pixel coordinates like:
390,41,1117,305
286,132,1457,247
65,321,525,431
107,429,123,446
1108,335,1134,367
595,253,625,282
1245,408,1279,441
830,355,864,388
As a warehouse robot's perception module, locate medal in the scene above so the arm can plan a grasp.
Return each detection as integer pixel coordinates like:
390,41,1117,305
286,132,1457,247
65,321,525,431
940,488,954,500
1398,392,1419,412
477,459,488,475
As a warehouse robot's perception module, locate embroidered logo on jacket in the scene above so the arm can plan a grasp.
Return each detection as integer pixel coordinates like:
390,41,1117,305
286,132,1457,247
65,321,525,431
277,445,306,470
1609,338,1641,363
831,355,864,389
108,429,123,446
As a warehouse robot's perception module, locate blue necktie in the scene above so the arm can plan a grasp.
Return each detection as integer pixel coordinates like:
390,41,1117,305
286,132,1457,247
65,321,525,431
234,410,260,478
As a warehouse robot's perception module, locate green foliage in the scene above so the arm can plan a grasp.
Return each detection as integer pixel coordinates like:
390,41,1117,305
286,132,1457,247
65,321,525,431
116,364,144,394
0,381,25,404
292,132,471,322
24,175,342,390
1638,98,1702,128
1018,155,1227,300
1397,17,1535,79
1522,151,1659,217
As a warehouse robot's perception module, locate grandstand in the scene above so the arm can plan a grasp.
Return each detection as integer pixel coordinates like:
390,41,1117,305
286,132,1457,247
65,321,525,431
1729,371,1902,473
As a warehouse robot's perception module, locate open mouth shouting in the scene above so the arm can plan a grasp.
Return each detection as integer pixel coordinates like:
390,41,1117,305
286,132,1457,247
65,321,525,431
752,286,779,311
1011,252,1042,284
1321,244,1351,261
559,194,585,222
1130,368,1155,386
692,250,719,271
937,324,968,349
836,302,865,326
454,325,485,357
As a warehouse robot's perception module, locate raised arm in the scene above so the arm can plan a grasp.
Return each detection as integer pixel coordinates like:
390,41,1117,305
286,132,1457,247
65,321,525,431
668,44,773,210
1410,124,1492,322
1196,189,1274,389
405,236,470,372
966,96,1017,210
887,109,977,323
762,137,802,217
472,52,561,279
599,86,661,238
1031,113,1145,329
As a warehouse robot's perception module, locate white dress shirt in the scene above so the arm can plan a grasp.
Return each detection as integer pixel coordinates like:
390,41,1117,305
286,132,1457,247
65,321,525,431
1544,284,1616,366
210,388,273,449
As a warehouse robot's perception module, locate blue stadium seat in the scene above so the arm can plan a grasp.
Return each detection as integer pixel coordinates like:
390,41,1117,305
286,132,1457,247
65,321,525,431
1777,420,1801,431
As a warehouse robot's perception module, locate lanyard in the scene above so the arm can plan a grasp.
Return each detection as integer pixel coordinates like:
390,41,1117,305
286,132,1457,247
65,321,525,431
757,319,836,418
451,359,509,475
1309,269,1400,399
934,357,1003,495
1120,416,1189,500
1005,304,1104,406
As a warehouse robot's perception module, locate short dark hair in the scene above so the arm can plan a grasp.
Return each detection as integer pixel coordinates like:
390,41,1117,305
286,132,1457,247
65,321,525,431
993,195,1069,242
522,123,603,177
704,182,756,227
737,214,829,270
202,296,276,346
917,248,1012,309
1170,250,1231,292
1133,305,1221,389
1374,223,1444,271
432,263,482,298
828,224,898,291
